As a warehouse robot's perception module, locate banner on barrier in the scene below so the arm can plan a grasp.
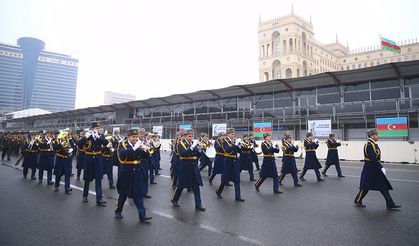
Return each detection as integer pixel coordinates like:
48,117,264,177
212,123,227,137
153,125,163,136
307,119,331,137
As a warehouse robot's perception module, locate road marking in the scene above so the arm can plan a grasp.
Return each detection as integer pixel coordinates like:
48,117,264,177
1,162,263,246
339,174,419,184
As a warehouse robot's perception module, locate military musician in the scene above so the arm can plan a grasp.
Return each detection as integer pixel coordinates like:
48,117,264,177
299,132,324,182
322,133,345,178
278,133,302,187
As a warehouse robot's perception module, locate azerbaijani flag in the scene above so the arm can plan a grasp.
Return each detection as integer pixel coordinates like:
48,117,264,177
376,117,408,137
179,124,192,133
253,122,272,138
380,36,401,54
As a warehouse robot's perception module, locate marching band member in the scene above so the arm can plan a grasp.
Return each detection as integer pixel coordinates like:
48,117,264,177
144,132,156,185
278,133,302,187
79,122,108,206
208,132,225,185
151,133,162,175
112,130,123,177
322,133,345,178
239,133,255,181
53,131,76,193
354,129,401,210
21,131,38,180
37,130,55,185
215,128,245,202
255,133,282,193
299,132,324,182
138,129,152,198
198,133,213,177
171,129,206,211
249,133,261,171
115,128,152,222
170,134,181,189
75,130,86,181
102,129,116,189
1,132,12,161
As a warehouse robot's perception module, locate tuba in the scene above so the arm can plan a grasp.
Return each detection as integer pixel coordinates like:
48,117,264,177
57,131,71,154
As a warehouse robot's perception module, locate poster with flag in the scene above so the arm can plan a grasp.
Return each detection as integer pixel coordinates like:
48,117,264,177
380,36,401,54
253,122,272,138
179,124,192,133
376,117,408,137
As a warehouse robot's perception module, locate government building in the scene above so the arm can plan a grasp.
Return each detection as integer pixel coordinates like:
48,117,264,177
258,9,419,81
0,37,78,114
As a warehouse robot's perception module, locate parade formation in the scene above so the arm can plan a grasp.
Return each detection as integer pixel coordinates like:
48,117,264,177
0,121,402,224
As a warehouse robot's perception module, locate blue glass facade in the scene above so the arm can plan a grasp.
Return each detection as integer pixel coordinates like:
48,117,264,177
0,37,78,114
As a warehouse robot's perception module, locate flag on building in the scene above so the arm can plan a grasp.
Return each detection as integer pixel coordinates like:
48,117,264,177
376,117,408,137
380,36,401,54
253,122,272,138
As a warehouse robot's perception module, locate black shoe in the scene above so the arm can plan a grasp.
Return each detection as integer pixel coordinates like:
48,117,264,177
150,182,157,185
299,176,306,181
254,184,260,192
96,201,107,207
250,178,256,181
208,180,213,185
159,168,163,170
82,197,88,203
23,176,27,179
171,200,180,208
144,194,152,199
38,180,42,184
354,202,366,208
256,168,261,171
54,187,59,192
274,190,283,194
278,182,283,186
77,176,80,181
226,183,233,187
109,185,116,189
65,188,72,194
115,212,123,219
387,205,401,211
235,198,245,202
322,172,328,177
47,181,54,185
216,191,222,199
295,183,302,187
140,216,152,223
338,175,345,178
187,188,193,193
155,173,160,176
297,169,301,173
71,173,75,177
31,177,36,180
318,179,325,182
195,206,206,211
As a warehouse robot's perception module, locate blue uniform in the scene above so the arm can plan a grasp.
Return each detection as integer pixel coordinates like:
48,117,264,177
37,137,55,184
255,141,280,192
323,139,343,176
101,142,115,188
171,139,203,208
115,140,149,219
198,140,213,176
239,141,254,180
53,138,75,191
76,139,86,179
208,139,224,184
21,138,38,179
79,134,108,203
278,139,299,186
170,139,180,188
354,139,396,208
216,138,242,200
249,139,260,170
300,139,322,181
151,142,161,175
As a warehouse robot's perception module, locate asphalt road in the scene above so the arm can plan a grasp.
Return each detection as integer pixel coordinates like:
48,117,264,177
1,152,419,246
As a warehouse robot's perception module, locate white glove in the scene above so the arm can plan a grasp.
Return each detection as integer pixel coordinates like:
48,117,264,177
86,131,93,138
336,139,341,143
133,140,142,151
191,140,198,149
110,148,115,153
30,140,35,145
106,142,112,148
314,138,319,143
381,167,386,175
47,140,51,145
68,148,73,154
235,138,241,145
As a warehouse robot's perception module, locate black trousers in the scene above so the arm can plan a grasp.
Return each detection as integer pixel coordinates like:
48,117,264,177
354,189,395,207
323,164,342,176
2,148,11,160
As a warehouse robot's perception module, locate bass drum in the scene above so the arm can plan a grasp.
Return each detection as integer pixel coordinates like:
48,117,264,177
205,146,216,158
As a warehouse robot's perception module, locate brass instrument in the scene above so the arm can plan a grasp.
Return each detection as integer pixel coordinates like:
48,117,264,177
57,131,71,154
239,139,251,149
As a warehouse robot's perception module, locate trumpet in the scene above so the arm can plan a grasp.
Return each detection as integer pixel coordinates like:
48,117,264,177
141,143,155,155
239,140,251,149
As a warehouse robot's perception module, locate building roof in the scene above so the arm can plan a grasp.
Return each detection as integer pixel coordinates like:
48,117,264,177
6,108,51,119
9,60,419,122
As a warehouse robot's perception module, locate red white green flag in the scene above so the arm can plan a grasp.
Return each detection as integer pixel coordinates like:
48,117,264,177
376,117,408,137
380,36,401,54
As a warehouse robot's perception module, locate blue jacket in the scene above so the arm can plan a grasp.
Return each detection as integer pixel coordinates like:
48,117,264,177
176,139,203,188
260,141,279,178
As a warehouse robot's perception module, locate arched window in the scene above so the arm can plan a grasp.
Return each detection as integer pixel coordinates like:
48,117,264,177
289,38,293,52
303,61,308,76
261,45,265,57
302,32,307,55
266,44,271,56
272,32,281,55
263,72,269,81
272,60,281,79
296,68,300,77
285,68,292,78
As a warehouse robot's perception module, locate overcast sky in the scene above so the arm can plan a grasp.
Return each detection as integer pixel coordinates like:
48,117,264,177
0,0,418,109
